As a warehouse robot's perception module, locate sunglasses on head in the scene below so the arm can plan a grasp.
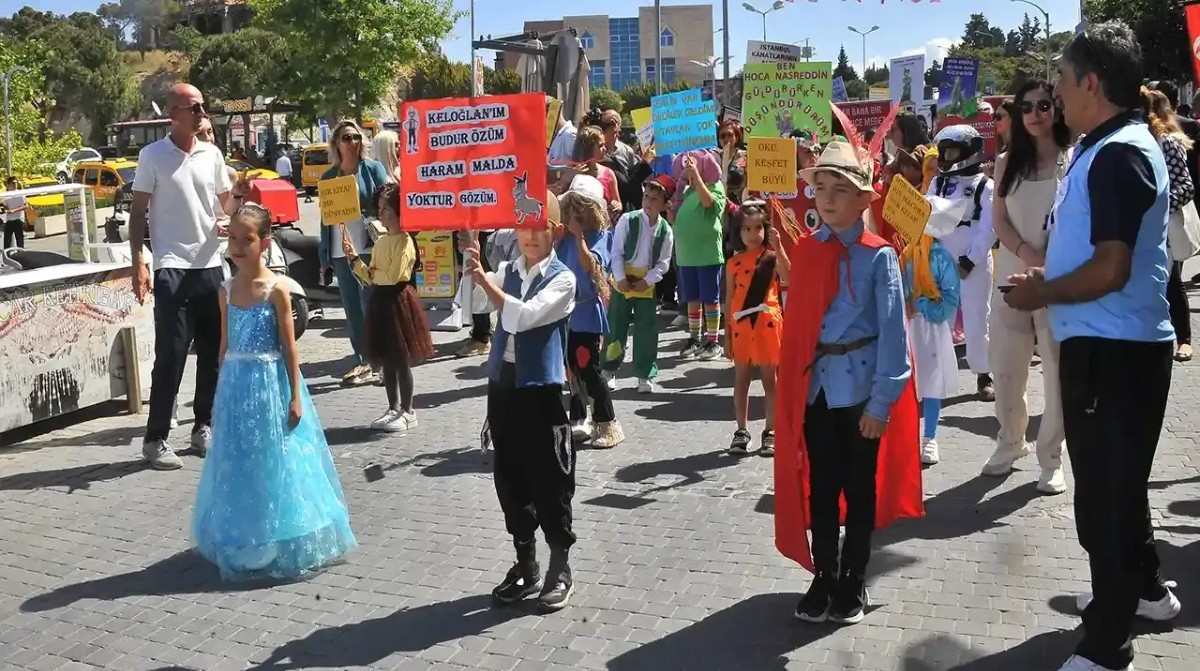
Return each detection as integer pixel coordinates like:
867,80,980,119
1021,99,1053,115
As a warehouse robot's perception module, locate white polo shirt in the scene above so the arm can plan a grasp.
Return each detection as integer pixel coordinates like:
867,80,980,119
275,154,293,178
133,137,231,270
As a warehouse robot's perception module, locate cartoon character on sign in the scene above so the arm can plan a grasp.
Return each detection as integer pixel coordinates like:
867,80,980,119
403,108,420,155
512,171,544,224
775,110,795,137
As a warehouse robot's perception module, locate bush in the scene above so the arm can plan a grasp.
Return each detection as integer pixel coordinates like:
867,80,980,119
31,196,115,220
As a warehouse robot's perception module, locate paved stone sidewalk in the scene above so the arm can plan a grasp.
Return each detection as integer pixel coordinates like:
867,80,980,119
2,301,1199,671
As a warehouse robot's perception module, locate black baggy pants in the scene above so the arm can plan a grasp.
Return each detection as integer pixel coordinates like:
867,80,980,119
805,391,881,580
4,220,24,249
145,267,224,442
489,362,576,550
567,331,615,424
1061,336,1173,670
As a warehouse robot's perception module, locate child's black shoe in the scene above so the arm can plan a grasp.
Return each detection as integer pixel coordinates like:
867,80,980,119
759,430,776,456
680,336,703,358
538,547,573,612
492,561,542,605
828,576,868,624
728,428,753,455
794,572,836,623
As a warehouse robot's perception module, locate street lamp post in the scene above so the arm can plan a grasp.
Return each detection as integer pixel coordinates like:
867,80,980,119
1011,0,1052,80
791,38,814,62
742,1,785,42
721,1,731,107
848,25,880,86
655,0,663,94
691,56,730,101
3,66,28,178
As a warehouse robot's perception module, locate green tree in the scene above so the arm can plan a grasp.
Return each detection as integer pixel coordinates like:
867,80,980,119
484,67,521,95
0,36,83,177
834,45,858,81
249,0,460,123
845,79,869,101
407,53,521,99
589,87,624,113
962,14,994,49
184,27,287,102
0,9,138,146
863,63,889,86
1087,0,1188,82
925,60,942,89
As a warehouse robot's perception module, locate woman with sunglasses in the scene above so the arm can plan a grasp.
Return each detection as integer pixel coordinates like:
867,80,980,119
317,120,392,386
980,81,1072,494
993,100,1016,153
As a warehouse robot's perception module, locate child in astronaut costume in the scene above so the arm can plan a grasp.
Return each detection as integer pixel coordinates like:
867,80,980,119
925,125,996,401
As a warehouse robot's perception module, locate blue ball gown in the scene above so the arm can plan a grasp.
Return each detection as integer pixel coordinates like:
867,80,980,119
191,288,357,582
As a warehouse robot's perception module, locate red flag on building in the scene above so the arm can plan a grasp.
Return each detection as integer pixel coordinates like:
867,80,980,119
1188,2,1200,86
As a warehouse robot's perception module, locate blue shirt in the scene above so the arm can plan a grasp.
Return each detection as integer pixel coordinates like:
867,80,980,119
555,229,611,334
1045,112,1174,343
904,242,961,325
806,221,912,421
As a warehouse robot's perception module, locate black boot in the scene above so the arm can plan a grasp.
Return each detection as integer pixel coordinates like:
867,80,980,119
538,546,574,612
794,571,837,623
977,373,995,402
492,539,541,605
828,572,867,624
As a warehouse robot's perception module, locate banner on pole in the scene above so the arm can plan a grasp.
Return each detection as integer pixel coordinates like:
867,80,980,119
742,61,833,140
651,88,718,155
399,93,548,231
1187,2,1200,87
832,76,849,103
889,55,925,106
835,101,894,133
746,39,807,64
938,57,979,118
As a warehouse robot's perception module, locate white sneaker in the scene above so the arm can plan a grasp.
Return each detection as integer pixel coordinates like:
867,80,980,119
142,439,183,470
190,426,212,457
169,415,179,430
1037,467,1067,494
1057,654,1133,670
370,409,401,430
671,314,687,328
981,441,1033,476
637,378,656,393
377,413,407,433
1076,581,1180,622
603,371,618,391
920,438,940,465
571,419,593,441
402,411,418,430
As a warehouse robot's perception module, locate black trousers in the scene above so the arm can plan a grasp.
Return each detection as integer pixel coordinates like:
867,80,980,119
3,220,24,248
567,331,615,424
488,363,576,550
1061,337,1173,670
805,392,880,580
1167,261,1191,346
656,259,678,306
468,232,494,343
146,267,224,442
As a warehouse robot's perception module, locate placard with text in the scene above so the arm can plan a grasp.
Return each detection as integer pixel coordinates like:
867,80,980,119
399,93,548,231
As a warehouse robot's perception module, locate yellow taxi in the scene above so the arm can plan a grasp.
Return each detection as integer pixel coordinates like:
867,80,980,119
3,175,64,208
72,159,137,203
227,158,280,181
300,143,332,193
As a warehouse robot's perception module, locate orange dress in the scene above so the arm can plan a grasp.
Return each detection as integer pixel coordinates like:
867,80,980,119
726,248,783,366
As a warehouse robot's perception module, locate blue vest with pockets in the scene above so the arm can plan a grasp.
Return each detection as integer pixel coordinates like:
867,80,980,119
485,256,572,387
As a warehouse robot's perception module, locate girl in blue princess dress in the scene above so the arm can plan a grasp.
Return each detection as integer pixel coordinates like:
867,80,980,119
191,203,356,582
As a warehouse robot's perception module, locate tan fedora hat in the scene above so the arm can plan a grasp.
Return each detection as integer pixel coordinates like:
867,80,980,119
798,141,879,201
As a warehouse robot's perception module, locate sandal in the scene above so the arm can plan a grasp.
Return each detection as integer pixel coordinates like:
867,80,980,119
1175,344,1193,362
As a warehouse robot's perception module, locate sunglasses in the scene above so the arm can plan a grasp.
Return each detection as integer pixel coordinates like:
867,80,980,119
992,112,1008,122
1021,100,1053,115
174,102,207,116
340,133,363,144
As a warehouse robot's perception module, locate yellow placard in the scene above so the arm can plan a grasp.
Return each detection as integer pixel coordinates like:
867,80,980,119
629,107,653,149
746,137,797,193
546,97,563,148
882,176,933,245
318,175,361,226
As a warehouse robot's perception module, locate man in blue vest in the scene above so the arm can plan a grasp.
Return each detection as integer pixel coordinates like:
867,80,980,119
465,190,579,613
1004,21,1179,671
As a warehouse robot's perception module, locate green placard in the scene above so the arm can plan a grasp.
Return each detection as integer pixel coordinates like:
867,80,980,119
741,61,834,141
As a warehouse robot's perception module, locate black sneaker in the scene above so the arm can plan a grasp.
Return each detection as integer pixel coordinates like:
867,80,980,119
759,430,775,457
977,373,996,402
491,562,541,605
538,554,573,612
728,429,753,455
794,572,837,623
697,341,724,361
828,577,868,624
680,336,703,358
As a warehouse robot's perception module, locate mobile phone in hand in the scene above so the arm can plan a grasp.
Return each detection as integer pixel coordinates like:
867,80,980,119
998,285,1014,294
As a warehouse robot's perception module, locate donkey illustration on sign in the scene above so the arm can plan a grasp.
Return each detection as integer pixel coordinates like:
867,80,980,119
511,171,544,224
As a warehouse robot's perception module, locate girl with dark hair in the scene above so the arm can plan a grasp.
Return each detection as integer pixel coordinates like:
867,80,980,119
723,201,788,456
889,112,930,154
981,80,1072,494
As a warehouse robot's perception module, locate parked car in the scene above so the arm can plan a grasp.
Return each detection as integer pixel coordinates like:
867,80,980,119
54,147,103,184
72,159,136,203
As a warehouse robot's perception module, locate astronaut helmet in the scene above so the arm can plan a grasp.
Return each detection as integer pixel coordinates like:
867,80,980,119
933,124,985,176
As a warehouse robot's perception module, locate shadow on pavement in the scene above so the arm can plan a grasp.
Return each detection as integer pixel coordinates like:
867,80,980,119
20,550,236,612
875,475,1042,546
0,400,142,450
323,426,389,447
898,630,1077,670
612,449,744,497
606,592,833,671
0,459,148,493
247,594,531,670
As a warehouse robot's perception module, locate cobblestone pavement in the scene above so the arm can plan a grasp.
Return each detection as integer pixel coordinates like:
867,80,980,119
2,272,1200,670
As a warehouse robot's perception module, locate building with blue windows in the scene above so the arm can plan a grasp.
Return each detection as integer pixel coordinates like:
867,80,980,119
514,5,714,94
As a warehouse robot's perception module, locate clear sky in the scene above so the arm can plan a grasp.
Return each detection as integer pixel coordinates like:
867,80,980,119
9,0,1086,71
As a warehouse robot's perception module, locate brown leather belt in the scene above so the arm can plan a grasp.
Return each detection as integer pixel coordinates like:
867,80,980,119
806,336,878,373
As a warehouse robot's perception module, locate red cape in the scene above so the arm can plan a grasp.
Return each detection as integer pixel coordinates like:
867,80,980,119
774,229,923,573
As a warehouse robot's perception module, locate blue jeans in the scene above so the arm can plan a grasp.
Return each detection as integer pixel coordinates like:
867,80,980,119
332,255,370,365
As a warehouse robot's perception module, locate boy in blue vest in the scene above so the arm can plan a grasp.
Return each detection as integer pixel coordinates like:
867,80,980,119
465,190,579,612
603,175,676,393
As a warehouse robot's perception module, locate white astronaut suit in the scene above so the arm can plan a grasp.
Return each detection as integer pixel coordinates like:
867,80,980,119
926,126,995,394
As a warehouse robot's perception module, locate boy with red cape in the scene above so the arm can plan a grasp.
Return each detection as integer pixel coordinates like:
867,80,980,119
774,139,923,625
